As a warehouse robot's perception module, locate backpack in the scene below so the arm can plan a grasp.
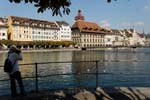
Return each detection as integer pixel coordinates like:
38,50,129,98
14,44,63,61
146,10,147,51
4,58,14,73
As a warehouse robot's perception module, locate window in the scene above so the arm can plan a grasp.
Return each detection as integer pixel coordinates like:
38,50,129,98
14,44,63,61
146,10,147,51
14,21,19,24
115,37,119,41
107,38,111,42
2,33,5,36
25,22,29,25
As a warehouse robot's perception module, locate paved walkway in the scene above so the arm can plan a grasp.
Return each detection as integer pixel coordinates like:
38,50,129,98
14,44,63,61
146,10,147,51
0,87,150,100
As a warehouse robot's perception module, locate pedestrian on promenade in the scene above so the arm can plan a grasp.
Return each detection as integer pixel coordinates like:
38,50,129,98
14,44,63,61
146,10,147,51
7,45,25,97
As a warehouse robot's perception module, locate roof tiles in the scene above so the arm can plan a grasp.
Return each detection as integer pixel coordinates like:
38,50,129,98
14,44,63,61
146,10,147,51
72,20,111,34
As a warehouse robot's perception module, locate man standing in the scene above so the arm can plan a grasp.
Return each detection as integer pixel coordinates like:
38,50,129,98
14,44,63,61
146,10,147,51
8,45,25,97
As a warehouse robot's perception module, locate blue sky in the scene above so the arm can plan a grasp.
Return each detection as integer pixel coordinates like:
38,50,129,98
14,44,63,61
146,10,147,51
0,0,150,33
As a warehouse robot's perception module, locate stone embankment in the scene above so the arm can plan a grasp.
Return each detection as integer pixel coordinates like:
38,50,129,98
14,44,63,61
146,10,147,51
0,48,80,53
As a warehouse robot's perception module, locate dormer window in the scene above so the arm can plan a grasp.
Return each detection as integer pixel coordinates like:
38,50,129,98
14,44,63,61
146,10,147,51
25,22,29,25
14,21,19,24
100,29,105,31
88,27,92,30
83,27,88,29
94,28,98,31
51,25,54,28
39,24,44,27
46,25,49,28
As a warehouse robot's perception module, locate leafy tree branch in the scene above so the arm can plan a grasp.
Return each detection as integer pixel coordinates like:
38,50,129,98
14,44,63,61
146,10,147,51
8,0,117,16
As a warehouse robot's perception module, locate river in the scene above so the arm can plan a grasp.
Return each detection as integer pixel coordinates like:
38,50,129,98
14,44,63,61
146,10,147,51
0,48,150,95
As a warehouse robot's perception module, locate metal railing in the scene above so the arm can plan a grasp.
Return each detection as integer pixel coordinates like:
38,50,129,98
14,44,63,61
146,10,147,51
0,60,150,94
0,61,99,93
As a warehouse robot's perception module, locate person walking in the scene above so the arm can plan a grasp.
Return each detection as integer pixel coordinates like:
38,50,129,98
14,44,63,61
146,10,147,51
7,45,25,97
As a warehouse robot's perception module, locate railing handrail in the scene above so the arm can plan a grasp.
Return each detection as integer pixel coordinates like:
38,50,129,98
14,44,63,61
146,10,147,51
0,60,150,67
0,60,98,67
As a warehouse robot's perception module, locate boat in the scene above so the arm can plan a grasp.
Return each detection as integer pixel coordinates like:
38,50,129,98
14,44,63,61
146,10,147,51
81,47,86,50
132,46,137,48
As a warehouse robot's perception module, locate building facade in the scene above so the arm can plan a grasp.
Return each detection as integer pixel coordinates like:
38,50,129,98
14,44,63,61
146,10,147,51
1,15,146,47
56,21,72,41
8,16,60,41
0,17,8,40
121,29,146,46
145,34,150,46
71,10,110,48
105,29,124,47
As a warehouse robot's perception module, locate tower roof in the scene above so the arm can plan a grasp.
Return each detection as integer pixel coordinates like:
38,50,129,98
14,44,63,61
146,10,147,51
75,10,85,21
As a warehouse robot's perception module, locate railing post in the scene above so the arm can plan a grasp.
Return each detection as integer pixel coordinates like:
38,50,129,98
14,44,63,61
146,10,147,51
96,60,98,88
35,62,38,93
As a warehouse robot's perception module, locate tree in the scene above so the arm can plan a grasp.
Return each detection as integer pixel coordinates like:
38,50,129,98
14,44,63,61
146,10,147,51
9,0,116,16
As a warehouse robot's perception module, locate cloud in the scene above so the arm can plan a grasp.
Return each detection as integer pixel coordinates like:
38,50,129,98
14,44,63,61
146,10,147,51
99,20,111,28
145,6,148,9
134,22,144,26
122,22,132,27
144,5,150,9
144,5,150,11
121,21,144,27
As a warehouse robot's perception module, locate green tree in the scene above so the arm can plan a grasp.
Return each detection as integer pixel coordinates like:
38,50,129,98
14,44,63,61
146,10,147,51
9,0,116,16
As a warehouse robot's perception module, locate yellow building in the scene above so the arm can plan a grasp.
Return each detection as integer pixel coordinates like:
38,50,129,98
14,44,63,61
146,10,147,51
8,16,60,41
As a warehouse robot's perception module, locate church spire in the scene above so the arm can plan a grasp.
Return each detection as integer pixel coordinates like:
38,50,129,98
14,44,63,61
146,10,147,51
75,10,85,21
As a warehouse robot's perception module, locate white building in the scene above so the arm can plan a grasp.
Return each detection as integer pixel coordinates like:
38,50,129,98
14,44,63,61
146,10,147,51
71,10,111,48
125,29,145,46
145,34,150,46
0,17,8,40
32,24,60,41
136,33,145,46
104,32,115,47
119,29,145,46
56,21,72,41
105,29,124,47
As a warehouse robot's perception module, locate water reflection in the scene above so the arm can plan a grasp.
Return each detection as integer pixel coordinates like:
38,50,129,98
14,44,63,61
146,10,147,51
0,48,150,95
0,48,150,77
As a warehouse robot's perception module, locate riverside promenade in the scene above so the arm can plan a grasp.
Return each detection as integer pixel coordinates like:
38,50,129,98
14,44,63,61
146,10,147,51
0,48,81,53
0,87,150,100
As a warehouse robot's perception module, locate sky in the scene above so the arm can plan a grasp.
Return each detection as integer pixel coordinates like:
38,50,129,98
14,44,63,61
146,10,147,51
0,0,150,33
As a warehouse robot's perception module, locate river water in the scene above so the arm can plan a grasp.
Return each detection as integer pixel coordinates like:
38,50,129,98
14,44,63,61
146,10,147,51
0,48,150,95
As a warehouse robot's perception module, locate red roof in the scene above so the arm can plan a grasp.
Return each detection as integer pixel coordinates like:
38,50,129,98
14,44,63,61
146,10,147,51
72,20,111,34
138,33,145,38
10,16,58,29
